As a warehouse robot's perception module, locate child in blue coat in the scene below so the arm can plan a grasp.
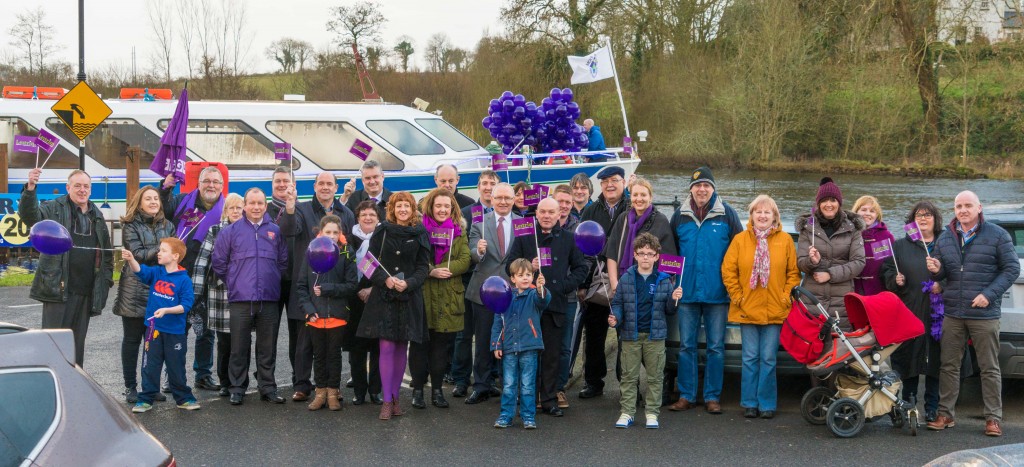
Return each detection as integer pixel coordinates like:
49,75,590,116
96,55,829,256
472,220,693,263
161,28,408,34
491,258,550,429
123,237,198,413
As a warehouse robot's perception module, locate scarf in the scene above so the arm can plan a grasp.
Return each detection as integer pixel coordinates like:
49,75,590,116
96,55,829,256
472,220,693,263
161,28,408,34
690,192,716,222
749,227,772,289
618,205,654,275
422,216,462,265
923,280,944,341
174,189,224,243
352,223,375,277
814,209,842,238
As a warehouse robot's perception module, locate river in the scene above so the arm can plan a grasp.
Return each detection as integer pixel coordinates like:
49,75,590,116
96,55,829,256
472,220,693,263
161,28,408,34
638,168,1024,232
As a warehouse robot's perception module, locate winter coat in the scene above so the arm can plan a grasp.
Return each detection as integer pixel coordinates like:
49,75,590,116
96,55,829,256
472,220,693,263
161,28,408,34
490,287,551,353
159,187,220,272
192,221,232,333
466,211,521,306
422,226,471,333
279,199,356,319
356,222,431,343
722,222,802,325
579,192,631,289
345,188,393,220
611,266,677,341
587,125,606,151
796,210,866,329
855,221,895,296
604,208,678,275
670,193,744,304
113,213,176,318
933,217,1020,320
505,223,591,324
296,243,358,321
19,190,113,315
211,215,289,303
881,237,941,378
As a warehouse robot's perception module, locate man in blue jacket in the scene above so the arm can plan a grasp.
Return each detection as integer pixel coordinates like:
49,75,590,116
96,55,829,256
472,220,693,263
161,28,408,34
583,119,607,163
927,191,1019,437
668,167,742,414
212,187,289,405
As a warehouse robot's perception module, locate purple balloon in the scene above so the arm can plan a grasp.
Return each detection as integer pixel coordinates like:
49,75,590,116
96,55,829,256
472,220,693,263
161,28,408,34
512,107,526,120
480,275,514,314
30,220,72,255
513,94,526,107
488,124,500,135
542,98,555,111
575,220,606,256
555,105,567,117
307,236,340,274
525,102,537,112
550,88,561,102
489,99,501,112
534,128,547,140
482,117,492,129
501,90,514,101
519,117,532,128
502,100,515,113
560,88,574,102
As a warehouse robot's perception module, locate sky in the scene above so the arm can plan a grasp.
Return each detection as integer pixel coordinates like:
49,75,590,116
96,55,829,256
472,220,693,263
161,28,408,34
0,0,504,76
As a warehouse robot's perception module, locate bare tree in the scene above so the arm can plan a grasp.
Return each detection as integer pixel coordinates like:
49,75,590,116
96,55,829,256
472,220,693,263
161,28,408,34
176,0,198,80
501,0,615,54
266,38,313,73
425,33,453,72
364,46,386,70
326,1,387,51
7,7,58,75
147,0,175,82
887,0,942,159
393,36,414,72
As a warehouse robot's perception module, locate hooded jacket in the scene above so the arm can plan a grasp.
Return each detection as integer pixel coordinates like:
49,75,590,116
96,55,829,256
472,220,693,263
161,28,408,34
722,221,802,325
611,266,677,341
490,287,551,353
113,213,176,318
933,216,1019,320
211,214,289,303
796,210,866,327
505,223,590,323
670,192,743,304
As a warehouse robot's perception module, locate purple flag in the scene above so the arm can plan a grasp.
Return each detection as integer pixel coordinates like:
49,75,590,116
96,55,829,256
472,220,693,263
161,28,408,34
35,129,59,155
150,88,189,182
471,205,484,224
523,187,542,206
808,208,815,226
513,217,534,237
358,251,381,278
492,153,508,171
658,255,685,275
350,138,372,161
428,227,453,247
904,222,923,242
538,247,553,267
14,135,37,153
623,136,633,155
871,240,894,260
274,142,292,160
535,183,549,197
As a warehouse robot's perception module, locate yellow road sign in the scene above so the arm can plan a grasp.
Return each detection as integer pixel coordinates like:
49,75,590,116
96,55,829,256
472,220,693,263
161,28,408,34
51,81,112,141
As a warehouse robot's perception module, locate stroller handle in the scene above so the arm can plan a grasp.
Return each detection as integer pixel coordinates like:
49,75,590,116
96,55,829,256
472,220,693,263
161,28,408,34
790,286,822,306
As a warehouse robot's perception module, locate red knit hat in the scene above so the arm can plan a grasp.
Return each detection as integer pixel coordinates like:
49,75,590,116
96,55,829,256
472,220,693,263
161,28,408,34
816,177,842,206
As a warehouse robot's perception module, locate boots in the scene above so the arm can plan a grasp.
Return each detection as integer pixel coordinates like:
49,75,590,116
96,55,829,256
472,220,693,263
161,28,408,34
326,388,342,411
411,389,426,409
379,401,392,420
432,389,449,408
307,388,328,411
391,398,404,416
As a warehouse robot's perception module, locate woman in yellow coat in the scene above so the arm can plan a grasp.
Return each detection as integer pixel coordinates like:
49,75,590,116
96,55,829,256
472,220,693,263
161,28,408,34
721,195,802,419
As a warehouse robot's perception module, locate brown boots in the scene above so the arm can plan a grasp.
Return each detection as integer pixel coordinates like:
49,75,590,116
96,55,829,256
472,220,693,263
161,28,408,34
379,401,392,420
308,388,342,411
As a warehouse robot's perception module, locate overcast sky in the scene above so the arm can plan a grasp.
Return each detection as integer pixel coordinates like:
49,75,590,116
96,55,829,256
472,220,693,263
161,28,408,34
0,0,503,76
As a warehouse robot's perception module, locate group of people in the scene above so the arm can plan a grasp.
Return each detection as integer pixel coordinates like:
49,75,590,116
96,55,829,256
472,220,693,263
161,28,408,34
17,160,1017,435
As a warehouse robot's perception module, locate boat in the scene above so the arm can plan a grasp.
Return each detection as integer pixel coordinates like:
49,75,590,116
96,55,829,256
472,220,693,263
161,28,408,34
0,87,639,221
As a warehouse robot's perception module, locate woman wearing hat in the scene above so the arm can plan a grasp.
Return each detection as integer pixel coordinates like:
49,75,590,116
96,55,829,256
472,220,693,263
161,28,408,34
795,177,866,331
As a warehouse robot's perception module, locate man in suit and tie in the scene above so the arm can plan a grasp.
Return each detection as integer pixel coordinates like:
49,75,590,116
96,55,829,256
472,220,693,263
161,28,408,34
464,182,518,404
341,159,392,217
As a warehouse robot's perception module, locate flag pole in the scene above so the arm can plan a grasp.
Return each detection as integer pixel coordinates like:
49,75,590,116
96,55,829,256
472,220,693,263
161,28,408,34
916,220,931,258
533,217,542,274
888,239,901,276
601,35,631,139
447,229,453,269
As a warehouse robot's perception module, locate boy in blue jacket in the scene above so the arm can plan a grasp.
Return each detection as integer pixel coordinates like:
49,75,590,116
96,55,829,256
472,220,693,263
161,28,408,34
123,237,198,413
608,233,682,429
491,258,551,429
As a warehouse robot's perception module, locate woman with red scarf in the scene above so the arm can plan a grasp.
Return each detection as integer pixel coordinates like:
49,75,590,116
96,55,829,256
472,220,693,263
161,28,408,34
604,177,677,292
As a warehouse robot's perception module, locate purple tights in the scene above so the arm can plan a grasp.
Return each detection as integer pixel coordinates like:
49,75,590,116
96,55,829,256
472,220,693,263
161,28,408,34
379,339,408,403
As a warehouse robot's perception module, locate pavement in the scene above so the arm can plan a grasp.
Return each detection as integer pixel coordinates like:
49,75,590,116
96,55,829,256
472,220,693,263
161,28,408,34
2,285,1023,465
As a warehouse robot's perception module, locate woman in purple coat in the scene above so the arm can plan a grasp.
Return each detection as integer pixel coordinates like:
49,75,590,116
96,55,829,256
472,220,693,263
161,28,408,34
852,196,895,296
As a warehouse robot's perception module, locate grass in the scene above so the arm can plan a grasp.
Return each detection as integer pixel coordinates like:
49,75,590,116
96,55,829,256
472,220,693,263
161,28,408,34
0,270,120,287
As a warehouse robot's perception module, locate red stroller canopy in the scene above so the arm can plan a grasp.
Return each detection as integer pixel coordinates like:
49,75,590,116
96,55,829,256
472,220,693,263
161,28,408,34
844,292,924,346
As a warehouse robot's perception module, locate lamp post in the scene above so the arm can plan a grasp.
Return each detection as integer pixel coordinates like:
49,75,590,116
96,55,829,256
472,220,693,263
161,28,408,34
77,0,86,171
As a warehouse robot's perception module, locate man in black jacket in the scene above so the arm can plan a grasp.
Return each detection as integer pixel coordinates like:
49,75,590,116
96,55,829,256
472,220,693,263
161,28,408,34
341,160,392,218
506,198,590,416
435,164,475,209
576,166,630,399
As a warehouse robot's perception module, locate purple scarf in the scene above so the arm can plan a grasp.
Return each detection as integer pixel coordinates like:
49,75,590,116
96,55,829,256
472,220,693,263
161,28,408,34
174,189,224,243
923,280,944,341
618,205,654,275
423,215,462,265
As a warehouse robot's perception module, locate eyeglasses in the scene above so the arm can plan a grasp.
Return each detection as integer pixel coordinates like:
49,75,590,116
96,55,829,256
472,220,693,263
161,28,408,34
493,195,514,201
200,179,224,186
915,212,934,220
635,252,657,258
600,177,623,185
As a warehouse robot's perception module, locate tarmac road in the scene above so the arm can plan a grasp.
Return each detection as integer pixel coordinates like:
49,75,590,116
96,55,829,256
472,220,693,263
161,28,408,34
2,285,1022,465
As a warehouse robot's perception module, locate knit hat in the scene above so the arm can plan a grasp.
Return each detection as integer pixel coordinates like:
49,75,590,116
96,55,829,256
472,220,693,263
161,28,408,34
815,177,842,206
689,166,716,189
485,141,502,155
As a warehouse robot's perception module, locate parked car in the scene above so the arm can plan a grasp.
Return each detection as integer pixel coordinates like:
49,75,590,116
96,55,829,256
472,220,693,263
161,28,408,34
0,322,174,467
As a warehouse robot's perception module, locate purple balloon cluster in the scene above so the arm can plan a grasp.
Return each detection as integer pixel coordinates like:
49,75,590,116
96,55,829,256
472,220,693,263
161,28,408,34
481,88,589,155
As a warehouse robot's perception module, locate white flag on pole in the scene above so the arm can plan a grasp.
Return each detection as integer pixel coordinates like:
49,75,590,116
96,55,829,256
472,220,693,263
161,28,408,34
567,46,615,84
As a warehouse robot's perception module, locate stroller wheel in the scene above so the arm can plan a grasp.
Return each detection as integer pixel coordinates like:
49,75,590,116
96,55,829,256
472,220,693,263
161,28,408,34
908,410,919,436
889,407,906,428
800,387,835,426
826,398,865,438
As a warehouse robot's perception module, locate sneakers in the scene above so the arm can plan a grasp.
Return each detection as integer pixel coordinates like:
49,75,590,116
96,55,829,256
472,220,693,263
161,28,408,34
615,413,634,428
132,402,152,413
494,417,513,428
177,400,201,411
124,387,138,404
523,420,537,430
556,391,569,409
645,414,660,429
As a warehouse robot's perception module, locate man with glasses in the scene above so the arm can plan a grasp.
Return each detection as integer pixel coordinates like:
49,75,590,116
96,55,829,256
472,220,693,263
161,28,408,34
341,159,392,218
20,168,113,366
577,166,630,399
160,167,225,390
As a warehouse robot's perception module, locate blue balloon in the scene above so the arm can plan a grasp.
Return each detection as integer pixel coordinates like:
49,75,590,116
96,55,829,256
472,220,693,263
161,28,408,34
575,221,606,256
30,220,72,255
480,276,514,314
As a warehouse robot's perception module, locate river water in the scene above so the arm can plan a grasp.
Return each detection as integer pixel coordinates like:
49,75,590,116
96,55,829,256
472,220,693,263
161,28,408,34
637,168,1024,232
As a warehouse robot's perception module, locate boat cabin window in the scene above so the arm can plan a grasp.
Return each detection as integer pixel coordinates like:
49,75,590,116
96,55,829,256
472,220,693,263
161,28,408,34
265,121,404,171
415,119,478,152
46,118,162,169
366,120,444,156
158,119,296,170
0,117,79,169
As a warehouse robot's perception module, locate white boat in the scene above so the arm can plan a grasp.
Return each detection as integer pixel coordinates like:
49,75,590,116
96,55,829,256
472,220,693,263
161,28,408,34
0,87,639,220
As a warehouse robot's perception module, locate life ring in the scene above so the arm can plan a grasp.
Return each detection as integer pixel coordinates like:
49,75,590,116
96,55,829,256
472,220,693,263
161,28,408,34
545,150,574,165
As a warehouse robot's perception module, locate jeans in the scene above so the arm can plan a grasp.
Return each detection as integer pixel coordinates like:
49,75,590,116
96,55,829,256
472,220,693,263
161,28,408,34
499,350,539,424
558,302,579,390
677,302,728,402
140,332,195,405
450,298,475,387
121,317,146,389
619,333,665,416
939,316,1002,421
739,324,781,411
193,328,215,380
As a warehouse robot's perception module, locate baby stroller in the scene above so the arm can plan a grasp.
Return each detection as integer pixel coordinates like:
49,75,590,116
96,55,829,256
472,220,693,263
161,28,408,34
781,287,924,438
